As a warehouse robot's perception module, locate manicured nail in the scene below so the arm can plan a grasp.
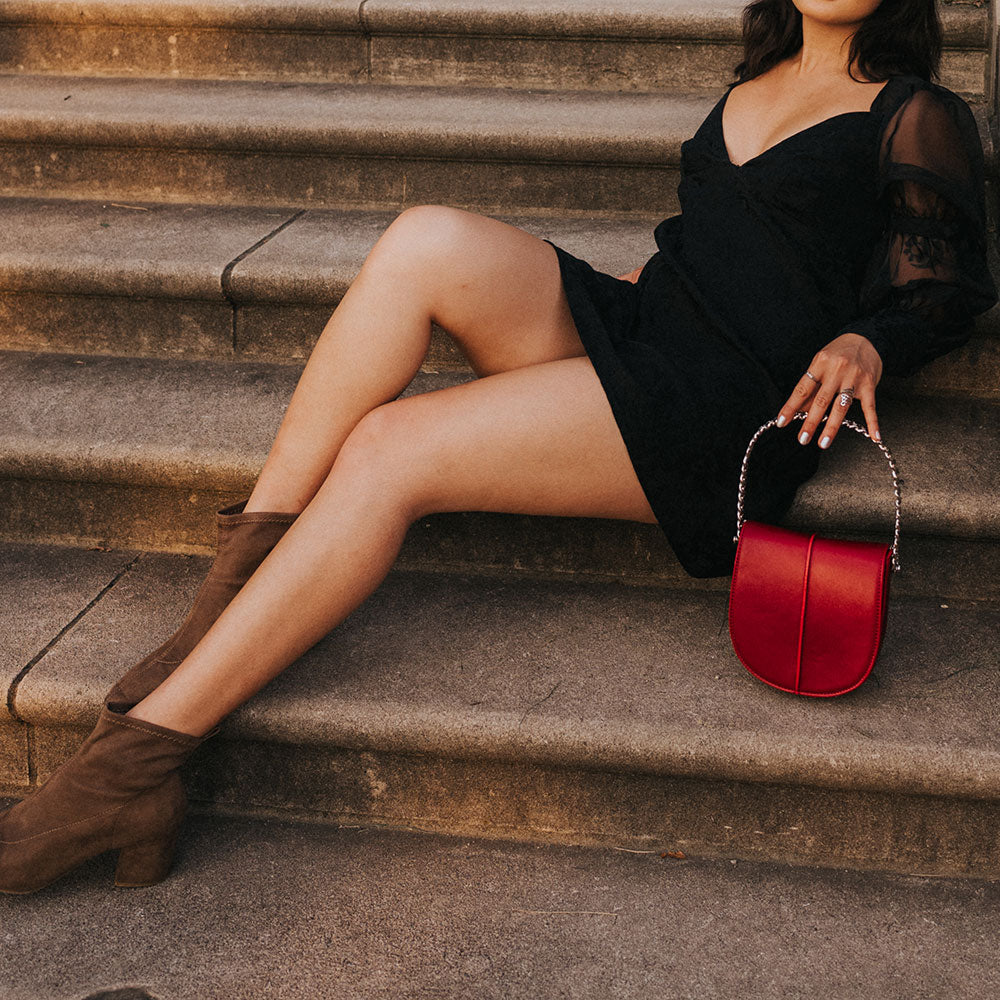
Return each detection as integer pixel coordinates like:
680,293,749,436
798,431,809,445
775,414,786,428
874,430,882,442
819,435,831,449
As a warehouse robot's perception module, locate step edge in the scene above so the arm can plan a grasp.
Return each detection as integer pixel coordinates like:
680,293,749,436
10,688,1000,804
0,1,986,49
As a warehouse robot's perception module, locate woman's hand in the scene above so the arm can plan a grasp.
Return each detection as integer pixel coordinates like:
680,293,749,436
617,266,643,283
775,333,884,448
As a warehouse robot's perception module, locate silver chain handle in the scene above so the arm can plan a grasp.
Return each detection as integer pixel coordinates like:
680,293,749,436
733,412,902,572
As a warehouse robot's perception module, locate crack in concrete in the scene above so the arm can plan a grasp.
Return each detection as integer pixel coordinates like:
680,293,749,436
219,209,308,352
358,0,374,83
6,553,144,738
519,679,562,726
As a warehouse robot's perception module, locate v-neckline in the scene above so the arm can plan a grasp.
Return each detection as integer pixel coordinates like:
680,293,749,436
718,76,894,170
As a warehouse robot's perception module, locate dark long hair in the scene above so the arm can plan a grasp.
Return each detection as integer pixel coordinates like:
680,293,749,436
732,0,942,84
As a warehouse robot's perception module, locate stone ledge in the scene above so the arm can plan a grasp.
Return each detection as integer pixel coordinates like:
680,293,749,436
1,350,997,543
0,198,657,302
0,2,984,97
0,197,996,399
0,75,707,163
0,77,695,212
0,0,984,47
0,0,363,31
3,544,1000,874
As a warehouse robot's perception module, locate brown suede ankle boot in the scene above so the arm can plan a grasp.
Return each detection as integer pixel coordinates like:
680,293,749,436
104,499,297,709
0,705,218,894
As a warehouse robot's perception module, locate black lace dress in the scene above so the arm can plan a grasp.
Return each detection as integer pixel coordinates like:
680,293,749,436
546,73,997,578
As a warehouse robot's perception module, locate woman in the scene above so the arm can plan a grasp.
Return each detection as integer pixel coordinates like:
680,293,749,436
1,0,995,893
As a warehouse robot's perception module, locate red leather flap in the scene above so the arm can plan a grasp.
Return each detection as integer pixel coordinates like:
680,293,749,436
729,521,892,696
800,537,892,695
729,521,813,693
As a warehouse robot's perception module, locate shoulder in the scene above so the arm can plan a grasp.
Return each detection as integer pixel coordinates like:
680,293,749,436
875,75,989,223
878,75,980,142
878,74,985,170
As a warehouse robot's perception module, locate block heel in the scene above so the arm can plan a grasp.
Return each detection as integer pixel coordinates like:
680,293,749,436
115,834,178,887
0,706,218,895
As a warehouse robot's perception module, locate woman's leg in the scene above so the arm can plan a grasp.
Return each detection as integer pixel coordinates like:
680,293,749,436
105,205,591,710
129,355,655,736
244,205,586,514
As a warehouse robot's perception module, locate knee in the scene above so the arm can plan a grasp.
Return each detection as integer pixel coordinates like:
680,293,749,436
328,401,429,521
362,204,474,280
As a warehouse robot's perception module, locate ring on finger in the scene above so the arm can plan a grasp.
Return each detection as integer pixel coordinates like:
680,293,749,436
804,370,820,383
838,386,856,408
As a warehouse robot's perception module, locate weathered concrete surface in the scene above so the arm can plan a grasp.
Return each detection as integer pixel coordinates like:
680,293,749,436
0,198,660,364
5,480,998,600
228,210,655,304
0,197,295,357
9,551,1000,872
0,0,365,30
1,196,996,392
0,1,985,97
4,71,687,160
0,543,135,786
0,2,366,83
395,513,1000,601
365,1,986,96
0,351,297,490
1,289,232,360
2,196,997,394
2,350,996,544
0,75,705,212
0,477,241,554
229,209,658,361
879,327,1000,401
0,197,292,299
1,815,998,1000
0,0,981,43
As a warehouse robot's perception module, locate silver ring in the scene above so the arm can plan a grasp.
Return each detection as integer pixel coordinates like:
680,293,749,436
804,371,820,383
839,386,856,408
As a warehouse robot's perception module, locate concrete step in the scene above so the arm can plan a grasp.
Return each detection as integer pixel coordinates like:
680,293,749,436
2,813,999,1000
3,541,1000,876
0,196,659,370
0,0,988,98
2,196,997,400
1,350,998,600
0,73,706,215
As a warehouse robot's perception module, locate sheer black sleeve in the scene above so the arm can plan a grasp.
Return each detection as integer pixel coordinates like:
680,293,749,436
840,83,997,377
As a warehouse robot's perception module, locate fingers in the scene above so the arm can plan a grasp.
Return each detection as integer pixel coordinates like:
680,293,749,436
815,385,854,449
798,378,842,447
775,372,819,428
859,386,881,443
773,341,882,448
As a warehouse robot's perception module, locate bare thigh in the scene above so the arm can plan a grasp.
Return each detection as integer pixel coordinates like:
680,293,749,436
246,206,590,513
335,354,657,524
363,205,585,376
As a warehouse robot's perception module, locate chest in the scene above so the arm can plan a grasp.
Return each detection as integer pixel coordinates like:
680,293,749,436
675,102,886,269
681,99,882,217
720,81,889,168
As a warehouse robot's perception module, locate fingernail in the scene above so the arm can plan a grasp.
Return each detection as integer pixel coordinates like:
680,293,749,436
776,414,786,428
819,435,831,449
798,431,809,445
874,430,882,442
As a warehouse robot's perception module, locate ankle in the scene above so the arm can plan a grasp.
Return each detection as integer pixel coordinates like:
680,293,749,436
242,490,307,516
125,696,215,740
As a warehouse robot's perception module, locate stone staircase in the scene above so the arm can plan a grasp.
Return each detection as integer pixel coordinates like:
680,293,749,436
1,0,999,892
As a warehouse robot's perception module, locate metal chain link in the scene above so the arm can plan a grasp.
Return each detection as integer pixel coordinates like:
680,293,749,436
733,412,902,572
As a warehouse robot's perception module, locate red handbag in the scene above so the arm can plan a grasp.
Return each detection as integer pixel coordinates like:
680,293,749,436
728,414,902,697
